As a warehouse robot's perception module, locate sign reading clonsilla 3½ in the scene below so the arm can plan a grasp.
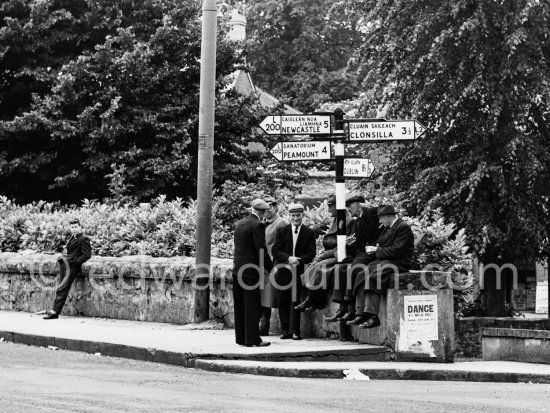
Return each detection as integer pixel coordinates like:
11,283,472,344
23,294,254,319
348,120,426,142
260,115,331,135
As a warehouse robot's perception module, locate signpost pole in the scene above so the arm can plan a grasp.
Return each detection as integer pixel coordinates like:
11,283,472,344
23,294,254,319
333,109,347,262
194,0,217,323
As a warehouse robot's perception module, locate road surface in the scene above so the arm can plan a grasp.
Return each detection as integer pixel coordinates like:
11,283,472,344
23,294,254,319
0,342,548,412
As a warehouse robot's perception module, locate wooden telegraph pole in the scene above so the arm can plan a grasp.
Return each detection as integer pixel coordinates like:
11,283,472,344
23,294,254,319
194,0,217,323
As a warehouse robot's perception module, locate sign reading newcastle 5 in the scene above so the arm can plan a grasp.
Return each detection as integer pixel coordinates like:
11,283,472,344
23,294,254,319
269,141,332,162
347,120,426,142
260,115,331,135
343,158,375,178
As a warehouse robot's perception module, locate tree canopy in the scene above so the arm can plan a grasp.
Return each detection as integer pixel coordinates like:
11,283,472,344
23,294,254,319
243,0,363,113
0,0,273,203
350,0,550,264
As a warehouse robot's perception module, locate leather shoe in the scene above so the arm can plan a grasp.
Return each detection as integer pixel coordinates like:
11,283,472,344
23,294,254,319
280,333,292,339
294,298,311,312
337,311,356,322
255,340,271,347
325,309,346,322
292,334,302,340
359,316,381,329
43,313,58,320
346,315,369,326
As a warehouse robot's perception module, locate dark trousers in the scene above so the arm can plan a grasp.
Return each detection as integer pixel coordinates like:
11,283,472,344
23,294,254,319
355,289,381,316
332,252,375,306
276,268,303,335
52,261,81,314
232,275,262,346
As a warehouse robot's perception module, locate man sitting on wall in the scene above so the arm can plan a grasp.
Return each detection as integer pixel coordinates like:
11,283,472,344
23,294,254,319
350,204,415,328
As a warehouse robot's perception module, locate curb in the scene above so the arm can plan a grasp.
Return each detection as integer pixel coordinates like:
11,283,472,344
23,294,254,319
0,330,198,367
0,329,389,366
194,360,550,384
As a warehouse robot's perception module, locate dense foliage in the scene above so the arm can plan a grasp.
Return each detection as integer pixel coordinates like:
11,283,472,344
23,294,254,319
242,0,363,112
349,0,550,265
0,0,273,203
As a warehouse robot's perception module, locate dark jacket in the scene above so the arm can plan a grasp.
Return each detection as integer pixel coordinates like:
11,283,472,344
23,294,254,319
350,207,384,256
272,224,316,275
57,233,92,267
232,214,273,281
375,218,414,270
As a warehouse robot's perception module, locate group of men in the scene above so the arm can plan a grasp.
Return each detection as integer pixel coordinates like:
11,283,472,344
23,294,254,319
231,194,415,347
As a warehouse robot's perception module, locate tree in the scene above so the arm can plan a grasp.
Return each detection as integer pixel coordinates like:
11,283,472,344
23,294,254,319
243,0,363,112
0,0,275,203
351,0,550,313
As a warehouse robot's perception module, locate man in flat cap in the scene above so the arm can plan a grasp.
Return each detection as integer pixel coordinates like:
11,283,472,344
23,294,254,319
326,194,383,323
272,203,316,340
352,204,414,328
232,198,274,347
259,196,288,336
296,195,356,312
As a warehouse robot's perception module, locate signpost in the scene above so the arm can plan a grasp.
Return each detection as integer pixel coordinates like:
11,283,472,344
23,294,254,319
268,141,332,162
343,158,375,178
260,112,427,263
260,115,331,135
347,119,426,142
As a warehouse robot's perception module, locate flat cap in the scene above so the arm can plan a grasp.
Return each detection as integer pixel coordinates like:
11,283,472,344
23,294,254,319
377,204,397,216
288,203,305,213
345,195,365,206
264,196,277,205
326,195,336,205
251,198,270,211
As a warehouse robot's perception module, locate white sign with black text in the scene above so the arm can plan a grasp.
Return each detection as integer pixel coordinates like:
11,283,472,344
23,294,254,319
404,295,438,341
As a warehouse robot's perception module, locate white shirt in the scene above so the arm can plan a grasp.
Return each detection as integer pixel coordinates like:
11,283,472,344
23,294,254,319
292,224,301,256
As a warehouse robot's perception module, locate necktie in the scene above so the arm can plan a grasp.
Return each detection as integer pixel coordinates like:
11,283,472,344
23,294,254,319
294,226,299,234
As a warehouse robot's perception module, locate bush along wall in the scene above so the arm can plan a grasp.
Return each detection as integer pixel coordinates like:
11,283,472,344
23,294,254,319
0,196,474,313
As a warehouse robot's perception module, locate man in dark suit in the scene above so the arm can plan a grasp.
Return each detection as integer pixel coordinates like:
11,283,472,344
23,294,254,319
272,203,316,340
232,198,274,347
44,218,92,319
326,195,383,322
352,204,415,328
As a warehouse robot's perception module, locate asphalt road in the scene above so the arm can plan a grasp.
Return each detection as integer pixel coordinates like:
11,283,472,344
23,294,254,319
0,342,549,413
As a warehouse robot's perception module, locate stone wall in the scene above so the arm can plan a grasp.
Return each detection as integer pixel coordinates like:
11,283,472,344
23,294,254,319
455,317,550,359
0,252,235,326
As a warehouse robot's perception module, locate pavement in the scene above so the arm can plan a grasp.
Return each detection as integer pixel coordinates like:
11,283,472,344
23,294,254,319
1,310,550,383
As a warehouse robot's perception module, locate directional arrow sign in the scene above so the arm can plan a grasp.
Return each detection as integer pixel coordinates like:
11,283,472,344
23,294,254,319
347,119,426,142
260,115,331,135
269,141,332,162
343,158,375,178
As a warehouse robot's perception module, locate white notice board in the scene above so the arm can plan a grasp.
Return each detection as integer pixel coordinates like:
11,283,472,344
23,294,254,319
404,295,438,340
536,281,548,314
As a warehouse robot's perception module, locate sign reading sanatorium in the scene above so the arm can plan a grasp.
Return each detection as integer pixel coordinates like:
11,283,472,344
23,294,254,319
268,141,332,161
260,115,331,135
404,295,438,340
347,120,426,142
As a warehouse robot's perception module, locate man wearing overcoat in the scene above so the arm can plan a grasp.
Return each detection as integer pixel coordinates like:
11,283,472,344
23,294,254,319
232,198,273,347
351,204,415,328
326,195,383,322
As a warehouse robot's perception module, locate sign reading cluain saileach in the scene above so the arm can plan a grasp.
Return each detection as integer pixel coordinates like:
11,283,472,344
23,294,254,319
260,115,331,135
348,120,426,142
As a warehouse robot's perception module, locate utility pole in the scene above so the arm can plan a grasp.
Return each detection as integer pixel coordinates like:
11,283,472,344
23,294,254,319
194,0,217,323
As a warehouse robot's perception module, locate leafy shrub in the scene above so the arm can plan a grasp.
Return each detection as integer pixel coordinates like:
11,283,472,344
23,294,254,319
405,208,476,317
1,196,476,315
